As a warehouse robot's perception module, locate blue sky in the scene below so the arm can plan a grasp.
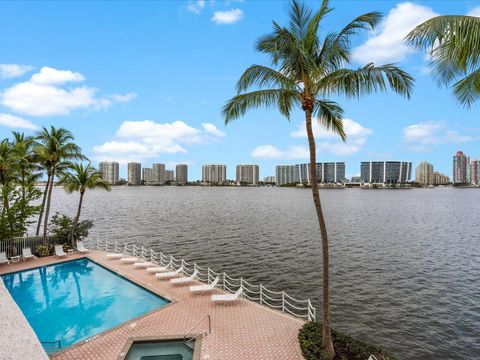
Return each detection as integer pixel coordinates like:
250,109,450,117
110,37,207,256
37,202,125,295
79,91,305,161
0,0,479,180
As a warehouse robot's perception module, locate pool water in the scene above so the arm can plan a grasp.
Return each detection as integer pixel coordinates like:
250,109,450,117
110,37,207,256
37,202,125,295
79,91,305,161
125,341,194,360
1,258,169,352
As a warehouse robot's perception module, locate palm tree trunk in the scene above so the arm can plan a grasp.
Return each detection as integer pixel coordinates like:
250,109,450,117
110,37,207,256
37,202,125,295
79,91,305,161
43,167,55,245
36,174,50,236
71,191,84,248
305,108,335,359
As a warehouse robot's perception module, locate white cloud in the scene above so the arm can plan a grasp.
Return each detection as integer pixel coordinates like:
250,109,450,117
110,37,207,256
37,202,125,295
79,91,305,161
0,113,38,130
352,2,438,63
202,123,225,137
2,82,103,117
403,121,474,151
1,66,135,117
108,92,137,103
0,64,34,79
211,8,243,24
468,6,480,17
290,118,372,155
30,66,84,85
251,145,309,160
93,120,224,163
187,0,206,14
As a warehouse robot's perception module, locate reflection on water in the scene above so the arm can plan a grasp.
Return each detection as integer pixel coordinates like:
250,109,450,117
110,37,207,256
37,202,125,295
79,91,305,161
2,258,168,350
43,186,480,359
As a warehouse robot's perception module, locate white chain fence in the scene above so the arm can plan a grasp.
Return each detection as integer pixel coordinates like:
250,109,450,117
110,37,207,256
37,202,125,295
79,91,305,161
84,238,316,322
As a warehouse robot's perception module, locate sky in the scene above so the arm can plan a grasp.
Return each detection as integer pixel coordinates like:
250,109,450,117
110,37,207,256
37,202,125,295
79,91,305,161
0,0,479,180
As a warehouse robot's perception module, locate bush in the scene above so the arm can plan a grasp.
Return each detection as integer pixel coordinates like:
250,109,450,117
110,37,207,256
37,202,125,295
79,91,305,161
48,213,93,245
35,244,53,257
298,322,396,360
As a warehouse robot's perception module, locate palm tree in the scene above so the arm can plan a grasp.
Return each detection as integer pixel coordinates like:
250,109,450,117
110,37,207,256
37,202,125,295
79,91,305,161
58,163,110,247
11,132,38,202
0,139,13,213
406,14,480,108
34,126,85,244
222,1,413,357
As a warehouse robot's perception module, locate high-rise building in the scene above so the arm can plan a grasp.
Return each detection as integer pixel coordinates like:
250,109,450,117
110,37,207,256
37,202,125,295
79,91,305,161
98,161,119,185
415,161,435,186
275,165,298,186
152,163,166,185
434,171,450,185
360,161,412,184
453,151,470,184
165,170,175,182
202,164,226,183
236,165,259,185
264,176,276,183
142,168,153,183
128,162,141,185
176,164,188,184
295,162,345,184
471,160,480,185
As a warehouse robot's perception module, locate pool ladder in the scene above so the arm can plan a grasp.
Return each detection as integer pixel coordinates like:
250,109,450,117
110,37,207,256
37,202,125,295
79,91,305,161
184,314,211,344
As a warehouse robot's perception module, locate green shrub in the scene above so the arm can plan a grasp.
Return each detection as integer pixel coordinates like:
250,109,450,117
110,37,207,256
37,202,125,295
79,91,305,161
35,245,53,257
48,213,93,245
298,322,396,360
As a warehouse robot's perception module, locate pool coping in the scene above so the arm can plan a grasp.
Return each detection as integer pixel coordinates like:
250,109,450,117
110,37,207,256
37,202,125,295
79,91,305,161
117,334,203,360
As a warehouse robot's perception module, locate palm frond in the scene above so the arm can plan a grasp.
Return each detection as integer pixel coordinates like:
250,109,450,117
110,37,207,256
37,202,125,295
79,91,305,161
319,63,414,99
313,100,346,141
452,67,480,107
236,65,298,93
222,89,300,123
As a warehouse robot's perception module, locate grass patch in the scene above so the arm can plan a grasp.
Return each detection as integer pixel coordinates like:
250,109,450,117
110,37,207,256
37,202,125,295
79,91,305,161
298,322,396,360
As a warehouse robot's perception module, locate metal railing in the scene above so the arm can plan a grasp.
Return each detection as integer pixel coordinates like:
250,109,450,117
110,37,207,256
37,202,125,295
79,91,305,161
0,236,56,258
86,239,316,322
184,314,211,343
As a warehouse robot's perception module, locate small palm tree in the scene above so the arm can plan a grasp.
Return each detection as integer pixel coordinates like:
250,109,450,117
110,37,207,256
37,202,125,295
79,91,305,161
222,1,413,358
34,126,85,243
58,163,111,247
406,14,480,108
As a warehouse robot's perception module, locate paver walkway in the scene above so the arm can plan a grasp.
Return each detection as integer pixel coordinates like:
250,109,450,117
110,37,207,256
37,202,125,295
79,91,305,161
0,251,305,360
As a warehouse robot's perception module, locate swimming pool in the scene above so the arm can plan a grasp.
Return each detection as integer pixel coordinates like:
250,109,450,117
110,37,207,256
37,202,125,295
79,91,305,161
1,258,169,353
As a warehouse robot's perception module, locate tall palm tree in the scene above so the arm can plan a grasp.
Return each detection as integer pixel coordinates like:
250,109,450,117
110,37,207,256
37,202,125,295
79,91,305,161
11,132,38,202
58,163,110,247
34,126,85,244
222,1,413,357
0,139,13,213
406,14,480,108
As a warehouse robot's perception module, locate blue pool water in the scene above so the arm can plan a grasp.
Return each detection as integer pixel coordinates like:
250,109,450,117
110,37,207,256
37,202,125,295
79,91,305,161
1,258,169,352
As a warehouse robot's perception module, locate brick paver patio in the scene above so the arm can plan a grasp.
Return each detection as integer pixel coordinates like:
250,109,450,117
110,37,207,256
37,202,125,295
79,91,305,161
0,251,305,359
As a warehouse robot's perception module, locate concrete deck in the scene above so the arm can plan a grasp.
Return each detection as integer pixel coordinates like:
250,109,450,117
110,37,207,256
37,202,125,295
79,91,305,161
0,251,305,360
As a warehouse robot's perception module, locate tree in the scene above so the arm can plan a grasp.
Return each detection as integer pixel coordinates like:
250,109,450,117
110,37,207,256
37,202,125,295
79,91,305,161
222,1,413,357
406,15,480,108
58,163,110,247
34,127,85,244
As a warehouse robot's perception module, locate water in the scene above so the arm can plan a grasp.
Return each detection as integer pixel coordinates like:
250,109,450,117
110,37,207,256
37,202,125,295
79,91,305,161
125,341,194,360
44,186,479,359
1,258,169,352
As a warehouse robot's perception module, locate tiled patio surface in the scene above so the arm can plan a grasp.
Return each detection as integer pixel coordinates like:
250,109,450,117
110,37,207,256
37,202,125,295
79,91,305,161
0,251,305,360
